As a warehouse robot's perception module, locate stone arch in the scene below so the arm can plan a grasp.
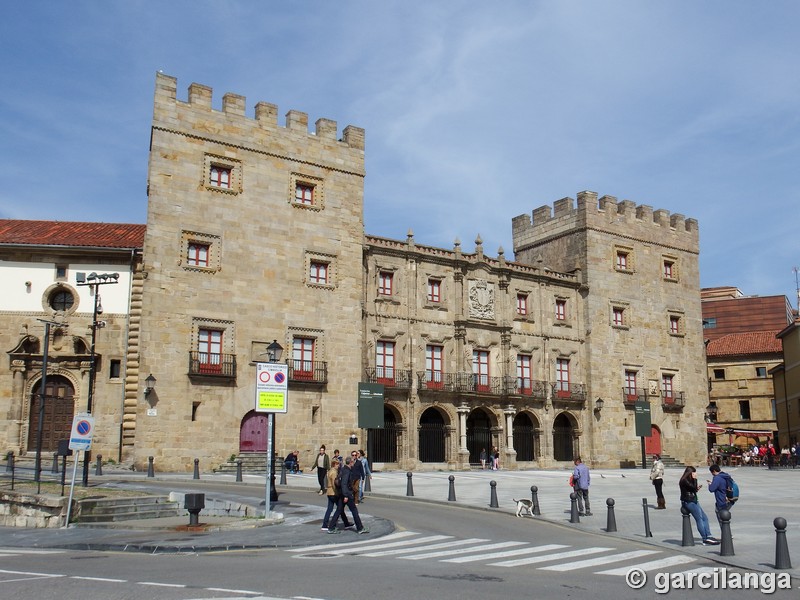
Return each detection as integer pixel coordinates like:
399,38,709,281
367,404,402,463
466,407,495,464
513,411,541,462
418,406,449,463
552,411,579,462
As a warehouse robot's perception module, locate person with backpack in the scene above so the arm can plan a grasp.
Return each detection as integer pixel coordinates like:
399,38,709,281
707,464,737,520
321,458,352,532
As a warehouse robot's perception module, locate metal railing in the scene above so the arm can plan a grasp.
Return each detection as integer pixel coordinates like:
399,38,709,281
188,352,237,377
507,378,549,400
364,367,412,389
551,383,587,406
621,387,685,411
416,372,506,395
661,391,686,411
287,360,328,384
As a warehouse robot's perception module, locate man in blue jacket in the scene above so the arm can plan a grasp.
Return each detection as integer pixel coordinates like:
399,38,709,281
326,456,369,535
707,464,733,520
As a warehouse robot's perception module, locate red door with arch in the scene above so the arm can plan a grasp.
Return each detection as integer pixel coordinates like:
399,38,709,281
644,425,662,456
240,411,268,452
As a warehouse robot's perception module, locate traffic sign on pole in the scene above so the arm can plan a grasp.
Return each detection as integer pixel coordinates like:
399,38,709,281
255,362,288,413
69,414,95,451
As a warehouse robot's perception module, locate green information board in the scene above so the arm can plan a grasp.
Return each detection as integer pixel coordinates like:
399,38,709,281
358,382,385,429
634,401,652,437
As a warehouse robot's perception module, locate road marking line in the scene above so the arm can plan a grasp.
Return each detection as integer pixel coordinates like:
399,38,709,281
206,587,263,594
491,546,613,567
363,538,490,557
287,530,418,553
71,575,127,582
443,544,569,563
0,548,64,554
540,549,660,571
596,554,695,575
402,540,529,560
138,581,187,588
315,535,453,555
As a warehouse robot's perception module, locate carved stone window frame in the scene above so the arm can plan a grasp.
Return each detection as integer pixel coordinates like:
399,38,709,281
290,172,324,211
613,244,635,274
180,230,221,274
191,317,235,355
305,251,336,290
610,299,630,330
203,154,242,194
662,254,679,282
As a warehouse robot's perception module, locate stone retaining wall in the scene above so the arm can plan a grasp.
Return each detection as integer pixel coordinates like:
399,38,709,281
0,491,68,528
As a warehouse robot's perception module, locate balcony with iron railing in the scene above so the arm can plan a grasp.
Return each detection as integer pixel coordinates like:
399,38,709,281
551,383,587,407
621,387,685,412
506,378,549,401
364,367,413,390
287,360,328,384
661,391,685,411
622,387,646,407
189,352,237,378
416,371,505,395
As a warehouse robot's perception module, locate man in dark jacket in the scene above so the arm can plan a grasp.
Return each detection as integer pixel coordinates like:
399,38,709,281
326,457,369,534
707,464,733,519
348,450,364,505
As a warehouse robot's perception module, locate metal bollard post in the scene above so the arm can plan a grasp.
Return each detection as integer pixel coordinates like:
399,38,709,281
406,471,414,497
642,498,652,537
531,485,541,516
364,472,372,493
51,452,59,474
489,480,499,508
95,454,103,476
236,459,243,482
570,492,580,523
680,505,695,546
448,475,456,501
606,498,617,532
280,460,287,485
774,517,792,569
5,451,14,473
719,509,734,556
147,456,155,478
193,458,200,480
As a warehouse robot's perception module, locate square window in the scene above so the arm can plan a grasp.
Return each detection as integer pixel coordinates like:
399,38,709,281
204,155,241,194
703,317,717,329
181,231,220,272
210,165,231,188
295,183,314,205
756,366,767,378
55,265,67,280
188,242,210,267
555,299,566,321
290,173,324,210
517,294,528,316
713,368,725,380
310,261,329,285
379,271,393,296
428,279,441,303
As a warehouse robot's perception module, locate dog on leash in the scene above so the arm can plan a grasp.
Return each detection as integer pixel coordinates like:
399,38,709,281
513,498,534,517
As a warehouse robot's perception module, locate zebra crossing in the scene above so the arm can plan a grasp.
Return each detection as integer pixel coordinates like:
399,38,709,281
0,548,65,559
288,531,697,575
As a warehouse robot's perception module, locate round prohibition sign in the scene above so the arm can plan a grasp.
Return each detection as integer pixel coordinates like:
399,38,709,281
76,420,92,435
259,371,271,383
274,372,285,384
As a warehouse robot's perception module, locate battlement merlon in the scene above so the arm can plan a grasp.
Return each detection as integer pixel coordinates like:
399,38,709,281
153,72,365,151
512,190,699,252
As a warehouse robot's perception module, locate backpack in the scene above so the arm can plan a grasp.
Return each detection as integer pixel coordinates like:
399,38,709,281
726,478,739,505
333,471,343,495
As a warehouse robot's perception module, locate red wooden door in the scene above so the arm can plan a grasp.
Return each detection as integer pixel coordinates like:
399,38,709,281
644,425,662,455
239,411,267,452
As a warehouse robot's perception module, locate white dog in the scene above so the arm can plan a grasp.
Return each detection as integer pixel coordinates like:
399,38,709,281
513,498,534,518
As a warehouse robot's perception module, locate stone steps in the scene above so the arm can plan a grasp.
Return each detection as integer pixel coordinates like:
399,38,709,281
74,495,180,523
215,452,280,474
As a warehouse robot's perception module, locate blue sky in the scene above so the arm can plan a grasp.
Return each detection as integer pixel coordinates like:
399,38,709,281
2,2,798,309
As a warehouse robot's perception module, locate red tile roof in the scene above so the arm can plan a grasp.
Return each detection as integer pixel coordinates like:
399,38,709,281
706,330,783,357
0,220,145,249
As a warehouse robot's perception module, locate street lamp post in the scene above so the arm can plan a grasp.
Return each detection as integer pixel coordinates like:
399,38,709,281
265,340,283,512
76,271,119,486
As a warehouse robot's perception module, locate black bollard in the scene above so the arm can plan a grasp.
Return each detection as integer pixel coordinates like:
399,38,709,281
51,452,59,474
236,459,243,482
184,493,205,527
719,509,734,556
642,497,653,537
774,517,792,569
95,454,103,476
448,475,456,501
489,480,499,508
406,471,414,497
606,498,617,532
531,485,541,516
680,505,695,546
147,455,154,478
279,460,287,485
5,451,13,473
364,474,371,493
570,492,580,523
193,458,200,479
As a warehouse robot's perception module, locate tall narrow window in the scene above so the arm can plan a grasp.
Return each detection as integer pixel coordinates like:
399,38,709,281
556,358,570,396
739,400,751,420
662,374,674,403
198,329,222,374
516,354,532,394
555,299,566,321
669,315,681,334
517,294,528,316
616,251,628,270
210,166,231,189
292,337,315,380
427,279,441,303
295,183,314,205
379,271,393,296
663,260,674,279
473,350,490,392
376,341,395,383
310,261,328,284
613,307,625,326
426,344,443,388
625,370,638,401
187,242,210,267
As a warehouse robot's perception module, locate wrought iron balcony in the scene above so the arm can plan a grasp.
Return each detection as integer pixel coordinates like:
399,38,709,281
551,383,587,406
364,367,412,389
506,378,549,400
661,391,686,411
416,371,505,395
287,360,328,384
621,387,646,407
189,351,237,378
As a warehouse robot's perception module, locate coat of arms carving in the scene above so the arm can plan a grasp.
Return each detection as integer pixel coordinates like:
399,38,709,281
468,279,495,319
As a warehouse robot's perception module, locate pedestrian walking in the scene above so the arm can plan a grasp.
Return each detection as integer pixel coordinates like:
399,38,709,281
321,458,352,531
571,456,591,516
349,449,364,504
707,464,734,520
479,448,487,470
492,446,500,470
358,449,371,502
679,466,719,545
313,445,330,495
650,454,666,509
327,456,368,535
